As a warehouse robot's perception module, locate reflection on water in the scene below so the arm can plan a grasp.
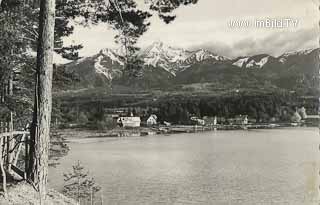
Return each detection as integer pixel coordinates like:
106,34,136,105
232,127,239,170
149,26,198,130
50,128,320,205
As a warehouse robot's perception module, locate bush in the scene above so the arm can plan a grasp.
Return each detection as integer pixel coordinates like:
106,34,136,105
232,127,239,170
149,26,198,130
78,112,89,124
94,118,117,131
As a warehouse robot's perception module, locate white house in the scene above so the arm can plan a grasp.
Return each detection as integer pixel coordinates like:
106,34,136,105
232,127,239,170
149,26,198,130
190,116,205,125
117,117,141,128
298,107,307,119
243,116,248,125
147,115,157,126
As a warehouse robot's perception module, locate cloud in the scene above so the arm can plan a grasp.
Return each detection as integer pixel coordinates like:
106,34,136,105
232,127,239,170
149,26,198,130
189,27,318,58
234,27,317,56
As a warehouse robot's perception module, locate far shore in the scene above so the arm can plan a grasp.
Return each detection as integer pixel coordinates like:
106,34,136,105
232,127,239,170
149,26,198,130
56,122,316,141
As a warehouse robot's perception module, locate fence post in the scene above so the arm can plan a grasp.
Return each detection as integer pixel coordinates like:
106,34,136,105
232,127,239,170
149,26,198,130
90,186,93,205
13,134,26,166
6,121,11,172
7,113,14,173
24,133,29,179
0,137,7,198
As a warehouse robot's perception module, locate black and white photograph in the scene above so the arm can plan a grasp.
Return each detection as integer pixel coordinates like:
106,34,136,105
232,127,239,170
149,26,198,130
0,0,319,204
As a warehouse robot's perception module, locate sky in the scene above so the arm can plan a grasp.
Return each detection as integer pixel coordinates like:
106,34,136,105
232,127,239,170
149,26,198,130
56,0,318,63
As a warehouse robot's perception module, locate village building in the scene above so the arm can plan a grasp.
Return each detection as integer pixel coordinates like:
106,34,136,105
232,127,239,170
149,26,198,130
243,116,248,124
117,117,141,128
203,116,218,125
147,114,158,126
291,111,302,123
297,107,307,119
304,115,319,126
228,115,249,125
190,116,205,125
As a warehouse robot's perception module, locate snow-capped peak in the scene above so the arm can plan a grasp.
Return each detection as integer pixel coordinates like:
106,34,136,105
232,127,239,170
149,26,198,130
281,48,314,58
140,42,230,75
194,49,213,61
141,41,192,75
193,49,229,62
233,55,270,68
278,48,316,63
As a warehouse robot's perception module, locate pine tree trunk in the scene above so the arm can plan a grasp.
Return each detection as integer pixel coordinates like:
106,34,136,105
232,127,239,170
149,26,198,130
8,72,13,173
28,0,55,203
0,138,7,198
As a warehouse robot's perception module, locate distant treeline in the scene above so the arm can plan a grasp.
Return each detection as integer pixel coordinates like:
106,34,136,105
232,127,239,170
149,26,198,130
156,93,316,124
53,91,318,126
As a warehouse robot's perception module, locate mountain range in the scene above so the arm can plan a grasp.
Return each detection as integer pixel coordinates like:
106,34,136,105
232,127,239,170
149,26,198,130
63,41,319,94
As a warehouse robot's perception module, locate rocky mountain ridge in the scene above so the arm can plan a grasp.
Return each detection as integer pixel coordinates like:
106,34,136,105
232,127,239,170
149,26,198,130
64,42,319,92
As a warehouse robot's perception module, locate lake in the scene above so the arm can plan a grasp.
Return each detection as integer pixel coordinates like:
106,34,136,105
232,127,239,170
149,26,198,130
49,128,320,205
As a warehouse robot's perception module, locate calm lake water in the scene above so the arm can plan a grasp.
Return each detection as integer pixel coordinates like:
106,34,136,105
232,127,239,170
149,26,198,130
49,128,320,205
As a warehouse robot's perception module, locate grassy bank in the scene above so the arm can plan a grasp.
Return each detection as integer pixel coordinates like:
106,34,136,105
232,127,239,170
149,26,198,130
0,182,77,205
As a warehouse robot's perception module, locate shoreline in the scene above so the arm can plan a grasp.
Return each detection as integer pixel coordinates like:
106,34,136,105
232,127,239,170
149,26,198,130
57,122,315,141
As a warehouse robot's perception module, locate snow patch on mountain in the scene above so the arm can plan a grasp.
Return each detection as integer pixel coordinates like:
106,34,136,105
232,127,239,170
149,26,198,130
246,60,255,68
279,57,286,63
233,56,270,68
94,50,123,80
246,57,269,68
194,49,212,61
94,55,113,80
232,57,249,67
192,49,229,62
255,56,269,68
100,48,124,66
144,54,160,68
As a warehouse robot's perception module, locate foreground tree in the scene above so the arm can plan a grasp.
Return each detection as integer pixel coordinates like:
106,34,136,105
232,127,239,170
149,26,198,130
63,161,101,204
28,0,56,202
